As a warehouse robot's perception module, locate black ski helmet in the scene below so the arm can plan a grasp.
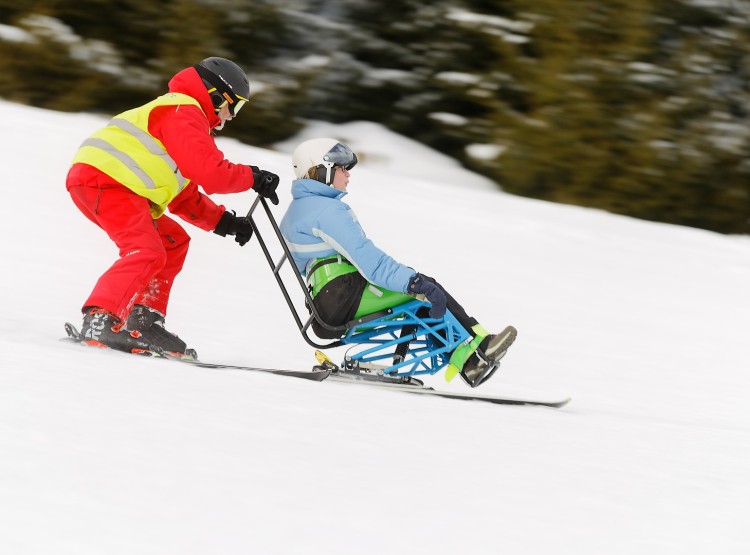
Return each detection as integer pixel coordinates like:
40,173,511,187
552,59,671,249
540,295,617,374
194,57,250,116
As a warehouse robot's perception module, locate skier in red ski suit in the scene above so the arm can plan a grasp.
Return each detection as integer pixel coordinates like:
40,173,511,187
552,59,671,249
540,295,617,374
66,57,279,356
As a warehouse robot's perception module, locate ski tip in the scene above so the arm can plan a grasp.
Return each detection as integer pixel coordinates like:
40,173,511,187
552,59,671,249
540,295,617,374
506,395,571,408
547,396,572,408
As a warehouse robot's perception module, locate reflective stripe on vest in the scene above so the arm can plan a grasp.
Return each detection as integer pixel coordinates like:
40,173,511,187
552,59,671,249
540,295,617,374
71,92,203,217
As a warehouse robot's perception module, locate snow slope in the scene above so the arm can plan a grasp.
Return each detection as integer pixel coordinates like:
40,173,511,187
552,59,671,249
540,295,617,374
1,99,749,554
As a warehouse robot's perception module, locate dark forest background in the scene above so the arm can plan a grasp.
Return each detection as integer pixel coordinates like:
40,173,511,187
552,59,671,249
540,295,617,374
1,0,749,234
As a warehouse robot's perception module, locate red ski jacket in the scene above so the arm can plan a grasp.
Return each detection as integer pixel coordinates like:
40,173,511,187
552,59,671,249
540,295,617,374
67,66,256,231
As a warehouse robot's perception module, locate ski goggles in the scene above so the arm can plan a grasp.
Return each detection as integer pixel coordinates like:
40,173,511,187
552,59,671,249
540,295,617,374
208,87,249,116
323,142,358,171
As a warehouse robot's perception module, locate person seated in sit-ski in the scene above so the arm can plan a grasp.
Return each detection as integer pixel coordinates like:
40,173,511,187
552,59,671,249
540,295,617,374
279,138,516,385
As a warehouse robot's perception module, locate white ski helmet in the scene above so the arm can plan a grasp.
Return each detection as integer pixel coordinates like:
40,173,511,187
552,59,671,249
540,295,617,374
292,138,358,185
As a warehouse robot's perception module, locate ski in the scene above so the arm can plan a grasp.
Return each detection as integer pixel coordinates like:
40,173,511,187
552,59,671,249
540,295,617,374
313,351,570,408
327,373,571,407
62,323,330,382
173,359,330,381
62,322,568,402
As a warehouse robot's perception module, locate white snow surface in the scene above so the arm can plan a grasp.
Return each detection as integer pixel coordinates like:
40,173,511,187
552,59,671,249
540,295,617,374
1,99,749,554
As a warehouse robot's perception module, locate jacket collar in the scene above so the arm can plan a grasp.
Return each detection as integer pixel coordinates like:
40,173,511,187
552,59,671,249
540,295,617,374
167,67,221,129
291,178,348,200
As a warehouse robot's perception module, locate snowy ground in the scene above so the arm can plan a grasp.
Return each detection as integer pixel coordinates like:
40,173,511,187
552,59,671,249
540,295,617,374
1,99,749,554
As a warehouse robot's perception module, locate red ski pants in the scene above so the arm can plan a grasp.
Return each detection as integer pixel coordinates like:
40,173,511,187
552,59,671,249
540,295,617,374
68,183,190,320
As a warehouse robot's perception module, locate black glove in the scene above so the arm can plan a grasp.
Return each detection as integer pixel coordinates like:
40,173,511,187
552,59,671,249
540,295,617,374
213,210,254,246
407,273,447,319
249,166,280,205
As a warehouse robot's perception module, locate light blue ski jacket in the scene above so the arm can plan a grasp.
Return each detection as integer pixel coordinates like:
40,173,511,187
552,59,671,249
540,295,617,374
279,179,416,293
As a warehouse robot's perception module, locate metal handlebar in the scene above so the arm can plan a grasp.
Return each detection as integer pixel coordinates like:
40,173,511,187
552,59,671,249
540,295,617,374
244,196,346,349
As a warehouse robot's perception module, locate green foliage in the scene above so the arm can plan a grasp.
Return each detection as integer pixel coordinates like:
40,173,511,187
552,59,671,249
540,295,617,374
0,0,304,141
468,0,750,233
1,0,748,233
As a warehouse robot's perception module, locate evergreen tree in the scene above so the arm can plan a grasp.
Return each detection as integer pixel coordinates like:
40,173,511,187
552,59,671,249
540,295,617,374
0,0,748,232
484,0,750,232
0,0,303,143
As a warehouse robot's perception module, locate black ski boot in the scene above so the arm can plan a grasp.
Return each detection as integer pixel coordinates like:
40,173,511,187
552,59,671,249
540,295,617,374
81,307,159,354
126,304,195,358
461,325,517,387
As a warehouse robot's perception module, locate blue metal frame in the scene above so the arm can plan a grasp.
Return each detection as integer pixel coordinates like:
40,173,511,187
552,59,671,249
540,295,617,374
340,299,471,377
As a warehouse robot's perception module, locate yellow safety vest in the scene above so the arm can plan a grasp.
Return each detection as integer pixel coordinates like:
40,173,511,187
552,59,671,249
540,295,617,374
72,92,205,218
